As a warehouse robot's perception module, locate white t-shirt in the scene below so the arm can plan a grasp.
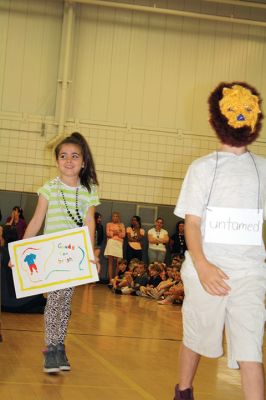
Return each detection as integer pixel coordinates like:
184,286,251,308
148,227,168,252
174,151,266,278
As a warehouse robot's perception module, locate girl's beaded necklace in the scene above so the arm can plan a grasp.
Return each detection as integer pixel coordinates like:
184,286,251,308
57,178,83,227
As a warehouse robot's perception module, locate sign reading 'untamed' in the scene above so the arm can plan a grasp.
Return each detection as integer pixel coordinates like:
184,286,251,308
204,207,263,246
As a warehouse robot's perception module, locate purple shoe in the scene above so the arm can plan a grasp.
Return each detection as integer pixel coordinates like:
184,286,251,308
174,384,194,400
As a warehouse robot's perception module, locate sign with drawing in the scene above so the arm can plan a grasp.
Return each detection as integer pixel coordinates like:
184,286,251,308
8,227,98,298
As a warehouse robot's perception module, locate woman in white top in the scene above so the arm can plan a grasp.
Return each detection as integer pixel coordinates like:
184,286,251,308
148,217,169,263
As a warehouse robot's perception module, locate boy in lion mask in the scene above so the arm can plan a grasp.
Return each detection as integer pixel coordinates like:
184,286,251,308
173,82,266,400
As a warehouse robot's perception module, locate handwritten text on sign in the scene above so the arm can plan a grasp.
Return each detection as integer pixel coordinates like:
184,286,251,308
204,207,263,246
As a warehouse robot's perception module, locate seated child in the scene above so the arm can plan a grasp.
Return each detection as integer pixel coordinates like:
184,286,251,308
144,265,174,300
128,258,140,270
158,263,167,281
113,260,142,294
138,263,162,297
119,261,148,295
110,258,128,290
171,255,183,271
158,268,184,305
119,266,139,295
130,261,149,293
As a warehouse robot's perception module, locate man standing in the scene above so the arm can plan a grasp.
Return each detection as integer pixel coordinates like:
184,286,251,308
174,82,266,400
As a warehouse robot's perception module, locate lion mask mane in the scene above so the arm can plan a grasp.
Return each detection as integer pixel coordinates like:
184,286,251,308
208,81,263,147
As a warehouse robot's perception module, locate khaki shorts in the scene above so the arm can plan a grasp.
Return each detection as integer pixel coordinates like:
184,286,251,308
181,273,266,369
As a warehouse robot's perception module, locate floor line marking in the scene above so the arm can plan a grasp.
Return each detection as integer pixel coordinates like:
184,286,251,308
1,328,181,342
0,381,135,390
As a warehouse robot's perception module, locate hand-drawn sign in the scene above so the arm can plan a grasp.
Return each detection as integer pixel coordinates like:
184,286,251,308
8,227,98,298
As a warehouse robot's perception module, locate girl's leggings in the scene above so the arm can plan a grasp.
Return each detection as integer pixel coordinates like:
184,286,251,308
44,287,74,346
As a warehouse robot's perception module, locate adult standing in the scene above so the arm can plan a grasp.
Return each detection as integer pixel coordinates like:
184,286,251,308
5,206,27,240
104,212,125,283
170,220,187,259
0,209,3,247
94,212,104,274
126,215,145,263
147,217,169,263
1,225,46,313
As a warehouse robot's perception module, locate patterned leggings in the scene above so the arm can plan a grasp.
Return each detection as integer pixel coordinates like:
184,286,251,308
44,287,74,346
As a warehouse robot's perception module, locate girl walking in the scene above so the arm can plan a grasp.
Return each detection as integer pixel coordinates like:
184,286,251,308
22,132,99,373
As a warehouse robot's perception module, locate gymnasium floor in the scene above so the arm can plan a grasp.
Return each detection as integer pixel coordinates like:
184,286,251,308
0,284,265,400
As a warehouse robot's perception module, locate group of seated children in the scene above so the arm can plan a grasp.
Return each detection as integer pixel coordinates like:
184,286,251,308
108,257,184,305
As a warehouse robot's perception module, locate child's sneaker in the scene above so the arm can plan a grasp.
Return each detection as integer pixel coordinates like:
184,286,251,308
174,384,194,400
43,344,60,374
158,299,172,305
56,343,71,371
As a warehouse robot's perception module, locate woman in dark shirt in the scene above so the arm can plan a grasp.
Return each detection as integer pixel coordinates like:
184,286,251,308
1,210,46,313
170,220,187,258
5,206,27,241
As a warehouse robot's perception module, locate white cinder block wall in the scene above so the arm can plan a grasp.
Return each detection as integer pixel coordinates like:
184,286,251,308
0,0,266,205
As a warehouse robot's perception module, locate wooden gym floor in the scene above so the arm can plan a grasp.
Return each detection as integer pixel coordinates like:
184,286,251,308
0,284,265,400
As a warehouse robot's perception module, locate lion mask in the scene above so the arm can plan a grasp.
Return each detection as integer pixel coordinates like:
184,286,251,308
208,82,263,147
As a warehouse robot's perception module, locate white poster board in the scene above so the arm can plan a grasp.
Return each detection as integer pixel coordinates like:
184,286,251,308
204,207,263,245
8,227,98,298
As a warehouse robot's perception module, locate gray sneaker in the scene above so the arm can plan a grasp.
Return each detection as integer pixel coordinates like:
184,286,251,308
56,343,71,371
43,344,60,374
